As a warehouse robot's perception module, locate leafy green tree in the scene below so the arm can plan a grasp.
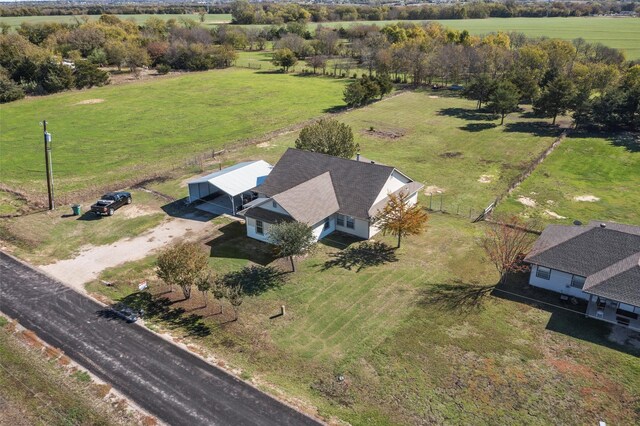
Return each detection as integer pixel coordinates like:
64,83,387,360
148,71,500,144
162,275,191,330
105,40,127,71
373,190,428,248
39,59,74,94
74,60,109,89
195,271,214,307
343,80,367,107
226,285,244,321
156,241,208,299
533,76,577,125
375,73,393,98
268,221,316,272
272,48,297,73
463,74,496,110
295,118,356,158
488,80,520,125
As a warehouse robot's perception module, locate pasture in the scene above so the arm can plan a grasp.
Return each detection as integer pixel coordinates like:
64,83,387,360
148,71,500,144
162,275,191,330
0,68,347,199
496,133,640,225
0,13,231,27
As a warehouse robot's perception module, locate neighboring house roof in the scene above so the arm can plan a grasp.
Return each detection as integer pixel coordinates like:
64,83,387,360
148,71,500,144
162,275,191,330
255,148,417,219
525,221,640,305
271,172,339,225
188,160,272,197
244,207,294,224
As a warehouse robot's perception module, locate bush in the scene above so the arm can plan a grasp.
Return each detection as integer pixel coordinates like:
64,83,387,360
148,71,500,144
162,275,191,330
0,74,25,103
156,64,171,75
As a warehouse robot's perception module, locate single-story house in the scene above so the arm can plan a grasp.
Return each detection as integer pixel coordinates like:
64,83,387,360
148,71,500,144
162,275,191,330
187,160,272,215
240,148,423,243
524,221,640,331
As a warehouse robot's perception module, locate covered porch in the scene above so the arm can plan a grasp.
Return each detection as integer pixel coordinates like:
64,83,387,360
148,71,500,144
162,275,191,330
586,295,640,331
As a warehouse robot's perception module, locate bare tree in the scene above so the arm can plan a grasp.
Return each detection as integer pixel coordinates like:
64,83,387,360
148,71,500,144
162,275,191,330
480,215,538,284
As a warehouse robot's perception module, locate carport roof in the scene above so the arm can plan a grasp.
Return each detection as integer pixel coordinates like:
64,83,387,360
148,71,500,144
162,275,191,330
188,160,272,197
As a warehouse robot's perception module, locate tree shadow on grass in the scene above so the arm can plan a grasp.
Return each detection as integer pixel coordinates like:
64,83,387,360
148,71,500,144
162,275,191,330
503,121,562,138
459,123,497,132
217,265,286,296
607,132,640,153
118,292,211,338
417,280,494,315
324,105,348,114
438,107,498,121
322,241,398,272
206,222,277,266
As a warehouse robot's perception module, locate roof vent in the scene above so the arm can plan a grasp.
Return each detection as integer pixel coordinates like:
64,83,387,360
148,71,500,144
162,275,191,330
370,160,375,164
600,223,607,228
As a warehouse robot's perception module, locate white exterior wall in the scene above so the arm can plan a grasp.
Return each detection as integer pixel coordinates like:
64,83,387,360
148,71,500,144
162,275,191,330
528,265,589,300
245,217,272,243
372,171,411,205
369,190,419,238
311,216,336,240
336,216,370,239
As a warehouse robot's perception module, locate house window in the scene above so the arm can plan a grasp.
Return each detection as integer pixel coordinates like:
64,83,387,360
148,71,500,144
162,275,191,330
272,201,278,209
324,218,331,230
346,216,355,229
256,220,264,235
570,275,585,289
337,214,345,227
536,266,551,280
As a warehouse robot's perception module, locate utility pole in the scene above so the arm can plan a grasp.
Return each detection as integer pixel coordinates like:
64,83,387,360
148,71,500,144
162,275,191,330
43,120,55,210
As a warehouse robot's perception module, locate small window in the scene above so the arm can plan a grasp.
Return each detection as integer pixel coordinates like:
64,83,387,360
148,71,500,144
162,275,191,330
272,201,278,209
536,266,551,280
256,220,264,235
337,214,345,226
324,218,331,230
346,216,355,229
571,275,585,289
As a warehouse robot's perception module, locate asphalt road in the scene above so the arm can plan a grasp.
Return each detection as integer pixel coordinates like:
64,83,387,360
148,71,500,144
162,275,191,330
0,252,320,426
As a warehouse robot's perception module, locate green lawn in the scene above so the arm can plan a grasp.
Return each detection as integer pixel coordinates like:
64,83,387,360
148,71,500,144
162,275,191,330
496,133,640,225
0,68,347,197
0,13,231,28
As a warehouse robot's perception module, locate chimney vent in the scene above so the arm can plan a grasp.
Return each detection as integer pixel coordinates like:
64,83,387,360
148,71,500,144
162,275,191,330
600,223,607,228
356,152,360,161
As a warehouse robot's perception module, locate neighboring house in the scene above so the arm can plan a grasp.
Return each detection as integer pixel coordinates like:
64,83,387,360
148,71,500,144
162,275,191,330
240,148,423,243
525,221,640,331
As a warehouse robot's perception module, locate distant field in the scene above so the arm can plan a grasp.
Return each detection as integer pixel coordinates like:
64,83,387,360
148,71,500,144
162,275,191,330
0,13,231,27
496,134,640,225
0,68,347,198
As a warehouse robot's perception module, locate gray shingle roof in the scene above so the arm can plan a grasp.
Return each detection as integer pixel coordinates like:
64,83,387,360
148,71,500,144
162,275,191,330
368,181,424,217
243,207,294,224
525,221,640,306
272,172,339,225
255,148,397,219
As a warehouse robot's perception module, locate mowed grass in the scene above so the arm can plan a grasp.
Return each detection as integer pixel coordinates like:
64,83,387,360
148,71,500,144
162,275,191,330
87,213,640,425
0,13,231,28
0,68,347,196
497,133,640,225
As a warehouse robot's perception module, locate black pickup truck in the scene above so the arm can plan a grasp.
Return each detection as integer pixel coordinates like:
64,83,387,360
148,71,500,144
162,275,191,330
90,191,132,216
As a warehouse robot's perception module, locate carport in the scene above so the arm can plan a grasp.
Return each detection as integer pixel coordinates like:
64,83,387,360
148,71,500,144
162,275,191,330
187,160,272,216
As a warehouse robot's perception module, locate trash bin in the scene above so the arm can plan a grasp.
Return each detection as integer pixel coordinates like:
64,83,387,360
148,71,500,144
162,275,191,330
72,204,81,216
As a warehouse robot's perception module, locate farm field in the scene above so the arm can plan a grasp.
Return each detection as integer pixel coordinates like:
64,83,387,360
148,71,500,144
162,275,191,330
0,13,231,27
496,133,640,225
0,68,347,199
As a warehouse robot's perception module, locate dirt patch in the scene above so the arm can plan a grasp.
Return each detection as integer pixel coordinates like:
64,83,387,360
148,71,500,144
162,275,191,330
362,128,406,140
40,211,213,292
120,205,155,219
428,95,439,99
439,151,463,159
478,174,493,183
256,142,273,148
517,196,536,207
544,210,566,219
424,185,445,195
573,195,600,202
75,99,104,105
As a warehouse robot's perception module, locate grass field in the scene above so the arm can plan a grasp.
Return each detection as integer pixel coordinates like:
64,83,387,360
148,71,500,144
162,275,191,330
0,13,231,27
496,133,640,225
0,320,128,425
0,68,347,198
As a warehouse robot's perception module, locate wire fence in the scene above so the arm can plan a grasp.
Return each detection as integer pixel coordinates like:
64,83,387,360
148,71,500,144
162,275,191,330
424,193,496,222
